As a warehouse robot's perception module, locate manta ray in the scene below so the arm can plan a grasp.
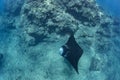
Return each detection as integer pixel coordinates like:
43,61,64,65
59,35,83,73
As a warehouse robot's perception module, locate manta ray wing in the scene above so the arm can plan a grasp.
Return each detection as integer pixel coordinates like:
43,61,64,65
60,35,83,73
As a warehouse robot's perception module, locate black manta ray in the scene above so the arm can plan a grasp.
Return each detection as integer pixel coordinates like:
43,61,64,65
59,35,83,74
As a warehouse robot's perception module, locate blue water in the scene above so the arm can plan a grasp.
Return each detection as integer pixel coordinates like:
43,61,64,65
95,1,120,80
0,0,4,15
96,0,120,19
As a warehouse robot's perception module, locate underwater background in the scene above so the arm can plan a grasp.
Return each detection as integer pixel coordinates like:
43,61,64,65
0,0,120,80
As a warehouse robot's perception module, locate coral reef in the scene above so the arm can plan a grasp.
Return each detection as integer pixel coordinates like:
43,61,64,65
0,0,120,80
19,0,110,46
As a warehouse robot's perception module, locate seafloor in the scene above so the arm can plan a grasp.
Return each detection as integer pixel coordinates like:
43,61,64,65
0,0,120,80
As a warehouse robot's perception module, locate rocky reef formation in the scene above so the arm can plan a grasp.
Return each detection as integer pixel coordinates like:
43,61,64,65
0,0,120,80
19,0,111,46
